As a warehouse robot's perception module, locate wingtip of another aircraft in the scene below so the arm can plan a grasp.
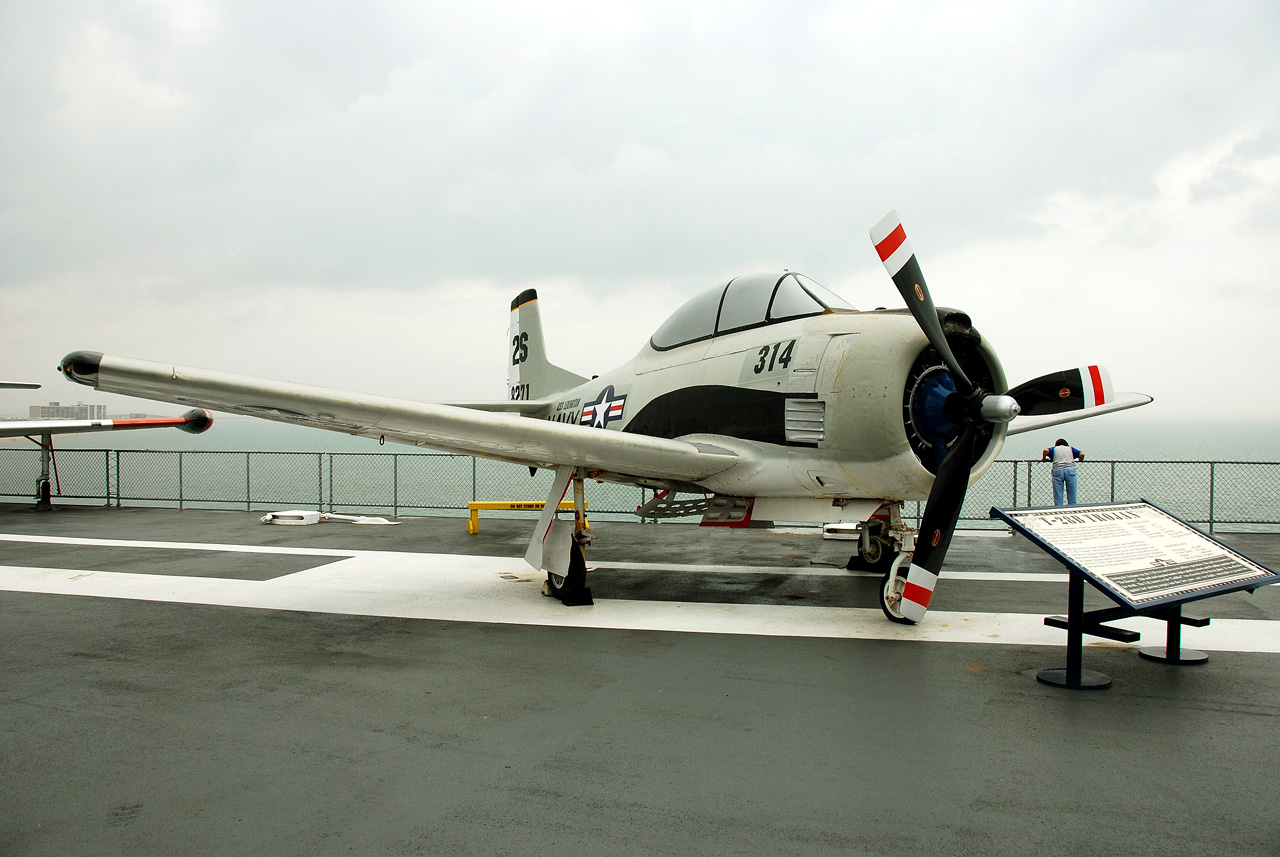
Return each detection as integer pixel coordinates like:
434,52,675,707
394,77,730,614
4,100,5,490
179,408,215,434
59,351,103,387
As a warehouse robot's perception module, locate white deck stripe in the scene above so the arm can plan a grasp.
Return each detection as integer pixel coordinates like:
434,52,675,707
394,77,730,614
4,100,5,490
1,553,1276,653
0,532,362,557
0,534,1066,581
595,562,1068,582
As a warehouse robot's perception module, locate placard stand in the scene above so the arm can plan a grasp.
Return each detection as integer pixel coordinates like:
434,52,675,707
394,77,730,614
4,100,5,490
991,501,1280,691
1036,572,1131,689
1035,576,1210,688
1137,605,1209,665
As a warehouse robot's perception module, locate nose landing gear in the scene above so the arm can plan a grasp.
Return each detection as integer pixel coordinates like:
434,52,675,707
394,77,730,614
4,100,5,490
839,504,918,624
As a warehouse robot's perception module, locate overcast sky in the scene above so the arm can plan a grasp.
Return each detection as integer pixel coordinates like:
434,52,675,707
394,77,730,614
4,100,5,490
2,0,1278,423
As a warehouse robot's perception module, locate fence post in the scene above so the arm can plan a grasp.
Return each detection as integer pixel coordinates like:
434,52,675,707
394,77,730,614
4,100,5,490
1208,462,1216,534
1110,462,1116,503
114,450,121,507
328,454,333,513
178,451,184,511
317,453,323,511
393,454,399,517
104,450,110,506
245,452,251,511
472,456,477,502
1026,461,1033,507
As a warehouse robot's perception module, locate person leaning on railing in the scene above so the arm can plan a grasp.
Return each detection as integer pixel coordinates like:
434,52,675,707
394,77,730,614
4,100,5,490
1041,439,1084,506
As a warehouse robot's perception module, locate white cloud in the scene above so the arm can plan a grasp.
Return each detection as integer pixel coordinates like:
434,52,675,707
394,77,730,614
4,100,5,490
921,126,1280,418
3,0,1280,423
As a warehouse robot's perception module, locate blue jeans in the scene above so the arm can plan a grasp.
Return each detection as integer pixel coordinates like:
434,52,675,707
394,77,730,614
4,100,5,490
1052,468,1078,505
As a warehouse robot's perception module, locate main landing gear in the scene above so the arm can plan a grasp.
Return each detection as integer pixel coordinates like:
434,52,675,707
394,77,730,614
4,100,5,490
545,529,594,606
530,466,595,607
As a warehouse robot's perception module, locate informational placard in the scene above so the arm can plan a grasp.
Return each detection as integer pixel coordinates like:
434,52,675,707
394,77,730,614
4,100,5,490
993,501,1280,610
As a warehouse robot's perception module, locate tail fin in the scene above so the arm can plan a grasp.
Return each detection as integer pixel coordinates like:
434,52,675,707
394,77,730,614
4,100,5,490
508,289,588,401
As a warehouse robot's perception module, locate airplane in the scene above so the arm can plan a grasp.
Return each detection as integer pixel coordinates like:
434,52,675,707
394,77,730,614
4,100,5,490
56,211,1151,622
0,381,212,508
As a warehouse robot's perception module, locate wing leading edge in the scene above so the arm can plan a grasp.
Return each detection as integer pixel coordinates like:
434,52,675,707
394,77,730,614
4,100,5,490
59,351,739,482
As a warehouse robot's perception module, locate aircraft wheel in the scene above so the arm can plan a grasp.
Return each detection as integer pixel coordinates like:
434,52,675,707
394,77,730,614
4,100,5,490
546,543,593,606
847,537,896,574
546,570,568,596
879,560,916,625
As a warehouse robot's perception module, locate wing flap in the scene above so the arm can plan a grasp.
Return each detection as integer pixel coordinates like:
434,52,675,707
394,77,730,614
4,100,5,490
61,353,739,481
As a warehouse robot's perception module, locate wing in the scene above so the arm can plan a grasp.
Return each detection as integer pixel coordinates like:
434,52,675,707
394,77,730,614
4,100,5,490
0,382,42,390
0,409,212,439
59,352,739,482
1006,392,1152,436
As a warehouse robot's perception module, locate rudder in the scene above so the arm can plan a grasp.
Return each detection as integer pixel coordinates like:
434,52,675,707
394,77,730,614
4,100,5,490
508,289,587,401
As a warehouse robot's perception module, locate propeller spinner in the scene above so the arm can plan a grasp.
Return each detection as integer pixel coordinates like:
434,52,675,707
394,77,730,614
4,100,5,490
870,210,1119,623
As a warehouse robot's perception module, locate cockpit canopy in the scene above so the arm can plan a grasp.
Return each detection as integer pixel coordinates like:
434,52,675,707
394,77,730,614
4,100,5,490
650,271,854,351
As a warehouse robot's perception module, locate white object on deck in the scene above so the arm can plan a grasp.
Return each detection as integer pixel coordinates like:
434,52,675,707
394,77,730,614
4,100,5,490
260,510,399,526
261,510,323,526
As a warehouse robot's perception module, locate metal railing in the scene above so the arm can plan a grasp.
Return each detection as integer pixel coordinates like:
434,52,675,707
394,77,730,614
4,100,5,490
1,449,1277,532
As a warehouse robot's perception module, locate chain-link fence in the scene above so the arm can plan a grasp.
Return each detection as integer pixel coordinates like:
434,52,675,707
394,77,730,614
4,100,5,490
1,448,1277,532
0,449,657,520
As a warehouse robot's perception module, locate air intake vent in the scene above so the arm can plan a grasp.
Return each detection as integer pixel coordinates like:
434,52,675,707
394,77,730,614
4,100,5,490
785,398,825,443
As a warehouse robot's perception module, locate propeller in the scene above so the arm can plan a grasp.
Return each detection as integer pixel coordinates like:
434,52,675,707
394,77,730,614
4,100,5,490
870,211,1118,623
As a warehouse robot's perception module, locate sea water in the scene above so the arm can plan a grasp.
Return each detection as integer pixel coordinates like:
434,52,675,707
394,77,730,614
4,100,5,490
5,413,1276,529
31,414,1280,462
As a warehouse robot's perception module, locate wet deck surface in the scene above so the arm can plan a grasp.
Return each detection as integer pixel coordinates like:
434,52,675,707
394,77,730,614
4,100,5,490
2,503,1278,856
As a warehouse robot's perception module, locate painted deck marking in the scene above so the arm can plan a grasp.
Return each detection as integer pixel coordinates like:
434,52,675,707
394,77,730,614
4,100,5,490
0,538,1276,653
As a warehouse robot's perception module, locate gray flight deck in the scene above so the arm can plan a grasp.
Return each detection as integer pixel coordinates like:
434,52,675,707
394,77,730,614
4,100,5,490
2,502,1278,856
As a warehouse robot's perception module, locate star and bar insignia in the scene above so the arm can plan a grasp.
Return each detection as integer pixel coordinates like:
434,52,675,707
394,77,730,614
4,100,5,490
580,385,627,429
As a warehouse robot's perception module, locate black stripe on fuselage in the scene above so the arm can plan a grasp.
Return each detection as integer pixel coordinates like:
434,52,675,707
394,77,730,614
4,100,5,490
622,385,817,447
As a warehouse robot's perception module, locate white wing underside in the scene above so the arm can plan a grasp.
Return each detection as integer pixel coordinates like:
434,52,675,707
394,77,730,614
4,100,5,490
82,355,740,482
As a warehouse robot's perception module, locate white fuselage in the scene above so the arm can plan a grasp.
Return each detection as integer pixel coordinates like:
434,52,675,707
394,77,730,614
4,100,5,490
531,309,1008,504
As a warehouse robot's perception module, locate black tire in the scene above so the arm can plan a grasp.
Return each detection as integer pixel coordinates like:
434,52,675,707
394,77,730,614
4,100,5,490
847,542,897,575
546,543,593,606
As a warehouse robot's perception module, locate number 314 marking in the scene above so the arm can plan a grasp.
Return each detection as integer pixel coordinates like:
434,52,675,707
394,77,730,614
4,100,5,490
753,339,796,374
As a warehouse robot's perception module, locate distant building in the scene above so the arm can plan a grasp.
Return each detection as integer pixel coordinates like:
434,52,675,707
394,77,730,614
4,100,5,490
29,401,107,420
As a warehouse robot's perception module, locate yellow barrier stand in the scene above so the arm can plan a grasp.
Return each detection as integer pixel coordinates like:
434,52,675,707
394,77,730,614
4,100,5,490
466,500,587,534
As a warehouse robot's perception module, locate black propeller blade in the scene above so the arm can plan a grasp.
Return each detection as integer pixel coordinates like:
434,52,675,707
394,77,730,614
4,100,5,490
909,426,977,578
871,211,1017,623
1006,365,1113,416
871,211,975,397
873,213,1129,623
